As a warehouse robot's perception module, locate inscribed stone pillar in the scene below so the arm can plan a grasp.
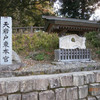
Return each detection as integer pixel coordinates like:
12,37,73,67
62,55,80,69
0,17,12,65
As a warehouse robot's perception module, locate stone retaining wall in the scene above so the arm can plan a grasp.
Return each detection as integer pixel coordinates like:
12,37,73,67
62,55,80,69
0,70,100,100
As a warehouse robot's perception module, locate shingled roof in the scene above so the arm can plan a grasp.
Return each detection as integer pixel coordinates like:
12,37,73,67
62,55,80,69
42,16,100,35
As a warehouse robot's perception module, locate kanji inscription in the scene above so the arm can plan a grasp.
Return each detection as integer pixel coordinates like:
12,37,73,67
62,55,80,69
0,17,12,65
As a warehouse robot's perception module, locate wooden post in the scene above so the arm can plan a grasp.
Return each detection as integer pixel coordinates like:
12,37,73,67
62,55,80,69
31,26,33,33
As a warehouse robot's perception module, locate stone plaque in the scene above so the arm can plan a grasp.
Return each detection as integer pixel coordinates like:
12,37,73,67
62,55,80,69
0,17,12,65
59,34,86,49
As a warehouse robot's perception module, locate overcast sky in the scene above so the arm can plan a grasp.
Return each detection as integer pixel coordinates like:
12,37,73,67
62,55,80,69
89,8,100,21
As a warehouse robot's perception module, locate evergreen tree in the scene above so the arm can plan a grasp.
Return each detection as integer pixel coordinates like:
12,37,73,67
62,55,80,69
59,0,99,19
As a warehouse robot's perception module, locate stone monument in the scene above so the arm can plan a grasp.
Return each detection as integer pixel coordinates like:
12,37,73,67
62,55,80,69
55,34,91,62
59,34,86,49
0,17,12,65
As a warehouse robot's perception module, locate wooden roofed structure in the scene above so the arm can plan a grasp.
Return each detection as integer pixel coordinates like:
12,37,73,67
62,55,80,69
42,16,100,35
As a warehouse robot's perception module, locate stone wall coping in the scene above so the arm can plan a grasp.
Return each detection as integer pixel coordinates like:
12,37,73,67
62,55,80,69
0,70,99,82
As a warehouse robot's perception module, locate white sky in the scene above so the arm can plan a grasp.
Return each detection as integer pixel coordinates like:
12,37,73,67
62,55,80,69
54,0,100,21
53,0,62,12
89,8,100,21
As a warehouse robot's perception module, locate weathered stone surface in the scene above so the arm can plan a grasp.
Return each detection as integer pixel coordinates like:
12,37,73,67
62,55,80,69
59,34,86,49
12,50,21,63
79,85,88,99
20,80,33,92
49,77,61,88
96,95,100,100
0,63,23,72
55,88,65,100
6,81,19,93
32,79,35,90
87,97,96,100
39,90,55,100
73,73,84,86
0,71,99,100
66,87,78,100
8,94,21,100
89,83,100,96
0,81,5,95
60,74,73,87
0,96,7,100
35,77,49,90
22,92,38,100
95,71,100,82
84,72,96,84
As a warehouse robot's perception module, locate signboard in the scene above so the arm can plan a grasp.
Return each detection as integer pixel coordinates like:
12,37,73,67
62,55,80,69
0,17,12,65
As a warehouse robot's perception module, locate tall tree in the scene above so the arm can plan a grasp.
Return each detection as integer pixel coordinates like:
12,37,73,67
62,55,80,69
59,0,99,19
0,0,55,26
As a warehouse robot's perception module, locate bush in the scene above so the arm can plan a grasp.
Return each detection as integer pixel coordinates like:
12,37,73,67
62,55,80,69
85,31,100,59
12,31,59,57
85,31,100,47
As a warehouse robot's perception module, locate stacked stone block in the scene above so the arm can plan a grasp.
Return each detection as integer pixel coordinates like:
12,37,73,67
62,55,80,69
0,70,100,100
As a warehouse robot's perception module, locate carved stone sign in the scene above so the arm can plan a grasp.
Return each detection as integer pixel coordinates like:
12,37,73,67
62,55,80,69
0,17,12,65
59,34,86,49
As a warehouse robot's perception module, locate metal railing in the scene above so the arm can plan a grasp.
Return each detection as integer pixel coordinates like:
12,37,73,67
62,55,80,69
55,49,91,62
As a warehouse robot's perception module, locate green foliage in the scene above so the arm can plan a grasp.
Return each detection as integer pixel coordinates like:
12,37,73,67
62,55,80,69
96,50,100,55
85,31,100,47
34,53,45,61
12,31,59,56
0,0,55,26
59,0,99,19
71,38,75,42
85,31,100,59
33,53,50,61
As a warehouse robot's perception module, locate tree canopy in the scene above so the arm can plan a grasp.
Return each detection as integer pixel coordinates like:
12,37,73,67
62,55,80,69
0,0,56,26
59,0,100,19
